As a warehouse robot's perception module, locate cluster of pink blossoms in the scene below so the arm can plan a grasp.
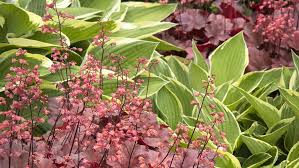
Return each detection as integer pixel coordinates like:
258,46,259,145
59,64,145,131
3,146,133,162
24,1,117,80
0,48,226,167
253,0,298,46
0,1,227,167
0,49,48,167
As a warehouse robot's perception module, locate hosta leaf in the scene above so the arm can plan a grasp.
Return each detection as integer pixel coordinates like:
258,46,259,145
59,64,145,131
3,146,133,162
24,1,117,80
188,63,208,92
192,39,208,72
280,67,294,89
0,49,52,87
242,153,272,168
123,2,176,22
155,86,183,129
0,2,42,36
166,56,190,88
235,87,280,128
241,135,279,167
241,135,273,153
40,66,80,83
224,71,264,105
292,50,299,76
285,116,299,151
26,0,46,16
110,4,128,22
138,75,169,98
288,71,298,90
144,36,182,51
209,32,248,86
79,0,120,21
0,37,58,50
254,117,295,145
287,158,299,168
85,38,158,76
70,0,80,7
273,161,287,168
0,14,5,27
51,7,102,20
216,152,242,168
287,141,299,163
150,57,175,78
195,96,241,151
111,21,175,39
47,0,71,8
53,20,116,43
165,78,193,116
27,31,70,46
279,88,299,118
215,82,230,101
259,68,282,88
40,80,61,97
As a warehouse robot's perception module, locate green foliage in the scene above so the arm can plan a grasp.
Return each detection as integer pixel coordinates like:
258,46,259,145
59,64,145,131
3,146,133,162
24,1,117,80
0,0,177,93
143,32,299,167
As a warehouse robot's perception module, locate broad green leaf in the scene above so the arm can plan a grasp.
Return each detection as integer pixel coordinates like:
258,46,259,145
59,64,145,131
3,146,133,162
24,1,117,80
166,56,190,88
279,88,299,118
111,21,175,39
289,71,298,90
235,87,280,128
40,66,80,83
0,2,42,36
242,153,272,168
273,161,287,168
280,67,294,89
46,0,71,8
27,31,70,46
40,80,61,97
259,68,282,87
26,0,46,16
52,7,102,20
138,75,169,98
254,117,295,145
150,57,175,78
195,95,241,151
224,71,264,105
292,50,299,76
182,114,199,126
188,63,208,92
0,14,4,27
71,0,80,7
144,36,182,51
241,135,279,167
235,82,277,121
85,38,158,76
287,141,299,163
192,39,208,72
110,4,128,22
216,152,242,168
285,117,299,151
0,37,58,50
0,49,52,87
155,86,183,129
0,14,6,42
79,0,120,21
165,78,194,116
209,32,248,86
287,158,299,168
123,2,176,22
215,82,230,101
53,20,116,43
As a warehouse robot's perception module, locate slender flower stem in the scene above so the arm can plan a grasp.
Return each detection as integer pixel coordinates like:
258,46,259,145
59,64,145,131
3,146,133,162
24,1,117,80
180,82,210,168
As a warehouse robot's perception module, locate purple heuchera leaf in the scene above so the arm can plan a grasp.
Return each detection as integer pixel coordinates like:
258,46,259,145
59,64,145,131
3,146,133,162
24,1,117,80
205,14,233,44
176,9,206,32
289,31,299,50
